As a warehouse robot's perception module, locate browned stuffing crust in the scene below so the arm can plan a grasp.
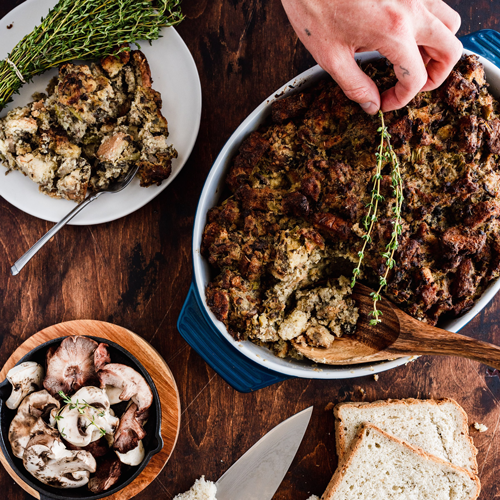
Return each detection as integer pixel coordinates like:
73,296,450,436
202,55,500,359
0,47,177,201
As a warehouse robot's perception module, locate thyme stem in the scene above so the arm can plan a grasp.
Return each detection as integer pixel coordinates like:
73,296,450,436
351,110,405,326
351,110,387,288
0,0,184,110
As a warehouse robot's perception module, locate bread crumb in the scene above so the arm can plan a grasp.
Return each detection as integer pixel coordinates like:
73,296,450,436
473,422,488,432
358,387,365,395
325,402,335,411
373,374,379,381
173,476,217,499
405,355,420,365
306,496,320,500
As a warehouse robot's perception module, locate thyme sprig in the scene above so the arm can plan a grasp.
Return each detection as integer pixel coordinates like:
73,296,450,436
350,110,387,288
58,390,107,437
0,0,184,110
351,111,404,326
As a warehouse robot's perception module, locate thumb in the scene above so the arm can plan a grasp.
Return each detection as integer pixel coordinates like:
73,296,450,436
322,50,381,115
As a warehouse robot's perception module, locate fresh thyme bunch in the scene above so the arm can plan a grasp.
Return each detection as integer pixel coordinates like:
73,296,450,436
0,0,184,110
57,390,107,438
351,111,404,326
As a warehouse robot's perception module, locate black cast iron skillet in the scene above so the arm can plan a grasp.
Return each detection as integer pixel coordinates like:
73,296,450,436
0,336,163,500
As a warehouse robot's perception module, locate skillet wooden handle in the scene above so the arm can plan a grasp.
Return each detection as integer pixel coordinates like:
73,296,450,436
388,309,500,369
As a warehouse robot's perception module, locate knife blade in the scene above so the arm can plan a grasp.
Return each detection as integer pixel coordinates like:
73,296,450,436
215,406,313,500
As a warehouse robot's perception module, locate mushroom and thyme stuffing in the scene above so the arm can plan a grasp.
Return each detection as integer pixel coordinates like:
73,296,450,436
0,48,177,202
202,55,500,361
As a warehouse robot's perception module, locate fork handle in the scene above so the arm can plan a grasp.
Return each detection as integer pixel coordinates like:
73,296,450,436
11,193,101,276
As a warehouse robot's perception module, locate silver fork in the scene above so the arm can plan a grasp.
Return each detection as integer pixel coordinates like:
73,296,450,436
11,164,140,276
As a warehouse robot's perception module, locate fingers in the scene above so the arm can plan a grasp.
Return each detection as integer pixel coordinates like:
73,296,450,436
417,15,463,91
380,41,428,112
419,46,431,66
321,50,381,115
422,0,461,33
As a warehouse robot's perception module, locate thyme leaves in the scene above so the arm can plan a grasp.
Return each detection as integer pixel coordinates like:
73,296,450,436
351,110,404,326
0,0,184,110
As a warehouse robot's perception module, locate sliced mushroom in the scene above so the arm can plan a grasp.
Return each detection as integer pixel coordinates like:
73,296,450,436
43,336,100,396
88,456,122,493
105,385,123,405
56,386,119,447
64,436,110,459
113,403,147,456
23,428,96,488
5,362,44,410
9,390,60,458
98,363,153,413
94,343,110,371
115,440,145,466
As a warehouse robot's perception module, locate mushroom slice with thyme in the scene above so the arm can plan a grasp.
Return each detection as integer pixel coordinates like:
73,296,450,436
23,427,96,489
5,361,44,410
113,402,148,465
43,336,101,396
56,386,119,447
88,456,122,493
98,363,153,414
9,390,60,458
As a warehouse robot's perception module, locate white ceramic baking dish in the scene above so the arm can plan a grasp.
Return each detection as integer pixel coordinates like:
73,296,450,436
188,32,500,381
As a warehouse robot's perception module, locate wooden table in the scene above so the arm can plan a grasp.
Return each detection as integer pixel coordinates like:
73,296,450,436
0,1,499,498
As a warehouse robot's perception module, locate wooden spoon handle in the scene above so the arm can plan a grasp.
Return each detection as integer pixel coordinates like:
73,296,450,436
390,311,500,369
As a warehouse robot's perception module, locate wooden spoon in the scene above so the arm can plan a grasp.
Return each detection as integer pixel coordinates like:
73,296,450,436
293,283,500,368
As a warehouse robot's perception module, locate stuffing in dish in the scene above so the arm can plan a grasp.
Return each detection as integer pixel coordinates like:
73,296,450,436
0,48,177,202
5,336,153,492
202,55,500,360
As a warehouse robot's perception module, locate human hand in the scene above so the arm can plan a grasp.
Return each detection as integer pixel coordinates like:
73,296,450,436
281,0,462,114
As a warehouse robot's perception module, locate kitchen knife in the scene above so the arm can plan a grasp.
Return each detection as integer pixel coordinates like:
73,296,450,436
215,406,313,500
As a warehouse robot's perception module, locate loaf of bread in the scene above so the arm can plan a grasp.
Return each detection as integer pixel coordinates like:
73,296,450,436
321,423,481,500
334,398,477,473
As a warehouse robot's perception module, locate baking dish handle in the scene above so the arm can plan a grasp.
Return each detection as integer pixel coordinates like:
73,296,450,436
461,29,500,66
177,283,290,393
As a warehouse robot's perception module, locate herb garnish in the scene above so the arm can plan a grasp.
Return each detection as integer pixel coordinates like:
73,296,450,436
58,390,107,437
0,0,184,110
351,110,404,325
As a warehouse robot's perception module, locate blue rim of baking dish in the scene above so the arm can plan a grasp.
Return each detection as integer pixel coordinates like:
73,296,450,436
178,30,500,393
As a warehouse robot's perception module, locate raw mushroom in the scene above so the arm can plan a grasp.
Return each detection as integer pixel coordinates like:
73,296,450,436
56,386,119,447
5,362,44,410
64,436,110,459
115,440,145,466
23,426,96,488
98,364,153,413
9,390,60,458
88,456,122,493
113,402,148,466
43,336,108,396
94,342,111,371
105,385,123,405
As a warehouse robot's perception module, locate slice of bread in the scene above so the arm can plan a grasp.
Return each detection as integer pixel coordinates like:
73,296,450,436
321,423,481,500
335,398,477,473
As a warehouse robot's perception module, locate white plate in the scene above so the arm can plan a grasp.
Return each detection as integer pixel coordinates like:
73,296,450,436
192,49,500,379
0,0,202,225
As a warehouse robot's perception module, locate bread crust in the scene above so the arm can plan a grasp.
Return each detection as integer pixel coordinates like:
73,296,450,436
321,423,481,500
333,397,478,473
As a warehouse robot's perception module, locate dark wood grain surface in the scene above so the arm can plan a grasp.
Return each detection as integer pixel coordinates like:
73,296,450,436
0,1,499,498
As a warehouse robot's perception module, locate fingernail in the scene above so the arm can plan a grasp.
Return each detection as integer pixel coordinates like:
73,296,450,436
360,101,379,115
